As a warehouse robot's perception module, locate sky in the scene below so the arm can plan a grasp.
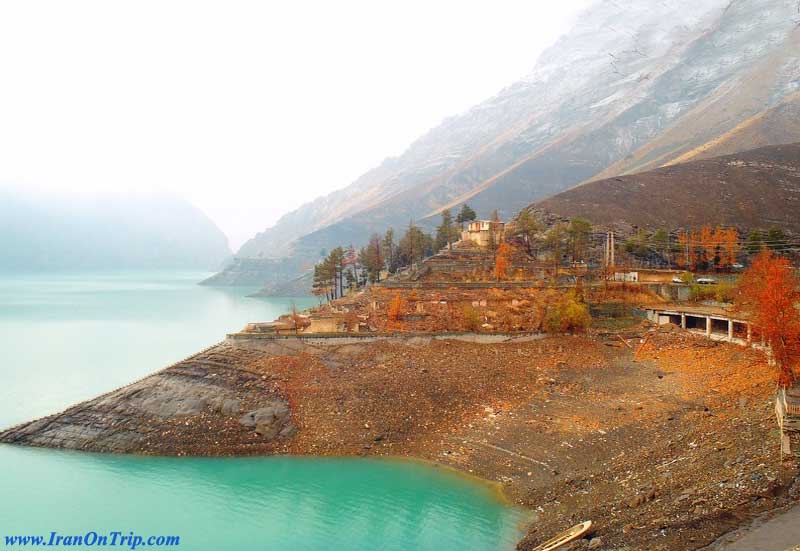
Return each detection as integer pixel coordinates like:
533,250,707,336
0,1,592,250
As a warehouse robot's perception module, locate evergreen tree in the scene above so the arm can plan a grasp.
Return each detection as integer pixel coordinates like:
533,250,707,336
399,223,432,267
767,226,787,254
359,233,384,283
652,228,670,267
434,208,459,251
513,209,542,255
382,228,397,273
746,229,763,256
567,217,592,262
455,203,477,229
545,223,568,273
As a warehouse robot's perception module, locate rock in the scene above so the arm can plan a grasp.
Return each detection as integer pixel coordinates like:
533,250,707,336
220,399,241,415
239,403,291,440
588,537,604,549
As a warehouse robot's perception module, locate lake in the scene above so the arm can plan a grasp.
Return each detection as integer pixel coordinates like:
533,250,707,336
0,271,527,550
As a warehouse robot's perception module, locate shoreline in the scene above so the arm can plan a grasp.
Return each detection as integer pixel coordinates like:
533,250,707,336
2,329,797,550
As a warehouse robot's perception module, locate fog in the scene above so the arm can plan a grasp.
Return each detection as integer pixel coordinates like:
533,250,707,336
0,1,591,249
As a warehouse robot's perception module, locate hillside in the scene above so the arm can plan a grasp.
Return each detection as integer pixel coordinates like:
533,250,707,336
215,0,800,291
0,190,231,271
534,143,800,232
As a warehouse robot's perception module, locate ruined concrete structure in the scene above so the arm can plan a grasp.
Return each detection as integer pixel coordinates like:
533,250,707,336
460,220,505,248
645,305,751,345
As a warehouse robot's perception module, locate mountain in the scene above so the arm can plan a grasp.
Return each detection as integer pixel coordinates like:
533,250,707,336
214,0,800,291
0,190,231,271
534,143,800,232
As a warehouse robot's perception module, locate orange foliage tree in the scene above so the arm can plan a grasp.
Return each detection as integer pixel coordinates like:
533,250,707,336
737,249,800,387
387,293,405,322
720,227,739,269
494,242,511,280
678,226,740,271
699,225,715,269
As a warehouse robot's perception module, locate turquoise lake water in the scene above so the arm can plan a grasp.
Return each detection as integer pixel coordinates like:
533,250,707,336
0,271,527,550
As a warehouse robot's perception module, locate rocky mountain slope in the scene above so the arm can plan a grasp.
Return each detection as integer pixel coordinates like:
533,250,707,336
0,190,231,271
535,143,800,232
216,0,799,290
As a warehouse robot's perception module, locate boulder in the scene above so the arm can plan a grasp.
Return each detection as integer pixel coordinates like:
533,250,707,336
239,402,291,440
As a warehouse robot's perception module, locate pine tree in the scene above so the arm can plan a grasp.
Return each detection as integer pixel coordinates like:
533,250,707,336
653,228,670,267
382,228,396,273
767,226,787,253
746,229,763,256
456,204,477,229
514,209,542,255
567,218,592,262
435,208,459,251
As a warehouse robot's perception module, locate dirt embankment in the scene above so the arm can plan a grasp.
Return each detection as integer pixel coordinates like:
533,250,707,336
1,328,797,550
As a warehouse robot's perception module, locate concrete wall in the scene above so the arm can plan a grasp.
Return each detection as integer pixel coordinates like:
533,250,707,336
227,331,546,346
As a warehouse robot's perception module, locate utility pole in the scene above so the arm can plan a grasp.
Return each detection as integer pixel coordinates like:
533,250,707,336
408,219,414,271
610,231,615,268
685,229,690,269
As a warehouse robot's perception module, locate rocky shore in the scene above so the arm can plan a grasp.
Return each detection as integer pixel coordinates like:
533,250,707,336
2,328,797,550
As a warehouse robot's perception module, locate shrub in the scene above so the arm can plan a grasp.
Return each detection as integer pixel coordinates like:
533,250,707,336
690,282,735,303
462,305,482,332
545,292,592,333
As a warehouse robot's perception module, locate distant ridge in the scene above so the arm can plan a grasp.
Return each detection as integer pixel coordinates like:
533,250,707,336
0,190,231,271
534,143,800,232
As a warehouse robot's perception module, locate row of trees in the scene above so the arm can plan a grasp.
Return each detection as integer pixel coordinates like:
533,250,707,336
311,222,438,301
312,203,487,301
620,225,793,271
508,213,593,269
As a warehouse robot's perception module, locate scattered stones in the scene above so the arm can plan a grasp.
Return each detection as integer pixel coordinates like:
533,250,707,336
587,537,604,549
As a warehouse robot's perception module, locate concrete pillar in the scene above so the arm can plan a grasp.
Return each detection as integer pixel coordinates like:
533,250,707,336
681,313,686,330
727,319,734,342
706,317,712,337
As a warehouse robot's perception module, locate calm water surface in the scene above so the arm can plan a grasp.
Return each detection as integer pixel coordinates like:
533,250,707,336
0,271,527,550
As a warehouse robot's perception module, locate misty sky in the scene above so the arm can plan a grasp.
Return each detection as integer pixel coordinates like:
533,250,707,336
0,1,591,249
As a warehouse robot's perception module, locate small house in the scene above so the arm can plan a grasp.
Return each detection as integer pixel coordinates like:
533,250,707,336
612,268,687,283
460,220,505,248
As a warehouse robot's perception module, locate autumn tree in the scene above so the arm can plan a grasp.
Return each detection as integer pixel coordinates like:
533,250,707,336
698,225,715,270
545,291,592,334
721,227,739,269
737,249,800,387
494,242,512,280
387,293,405,322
